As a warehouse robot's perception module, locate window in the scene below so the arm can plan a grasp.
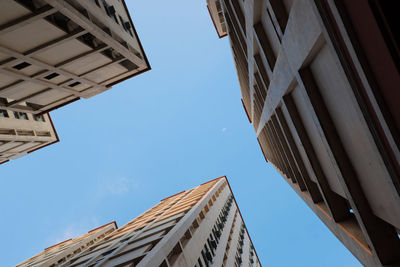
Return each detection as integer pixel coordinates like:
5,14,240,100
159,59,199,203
69,81,81,87
121,18,133,36
195,258,203,267
268,0,288,33
33,114,45,122
207,238,216,256
44,73,60,80
101,248,115,256
0,129,16,135
16,129,34,136
14,111,28,120
230,0,246,35
180,230,192,247
198,211,205,220
0,109,9,118
36,131,51,137
166,243,183,265
103,1,118,24
13,62,31,70
123,21,131,31
120,60,138,71
267,8,281,42
254,22,276,69
201,247,210,267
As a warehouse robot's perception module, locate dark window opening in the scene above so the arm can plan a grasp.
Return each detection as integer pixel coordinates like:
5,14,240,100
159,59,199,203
44,73,60,80
254,22,276,69
46,11,79,33
0,129,16,135
122,21,133,36
123,21,131,30
103,1,118,24
102,48,119,60
167,243,183,265
14,111,28,120
69,81,81,87
17,129,35,136
13,62,31,70
269,0,288,33
201,250,210,267
230,0,246,35
78,33,99,49
195,258,203,267
15,0,37,11
267,8,281,42
33,114,45,122
0,109,9,118
378,0,399,48
120,60,138,71
101,248,115,256
207,239,215,256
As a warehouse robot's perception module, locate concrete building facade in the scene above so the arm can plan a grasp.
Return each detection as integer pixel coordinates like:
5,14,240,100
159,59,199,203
0,0,150,115
16,222,118,267
16,176,261,267
0,0,149,163
0,108,58,164
207,0,400,266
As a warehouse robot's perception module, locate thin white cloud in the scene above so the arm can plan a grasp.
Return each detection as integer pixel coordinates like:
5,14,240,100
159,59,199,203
50,216,100,245
53,225,83,244
221,127,227,132
107,176,138,195
93,175,139,199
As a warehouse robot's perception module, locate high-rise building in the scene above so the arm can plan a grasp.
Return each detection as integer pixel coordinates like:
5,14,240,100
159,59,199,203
0,0,149,163
0,108,58,164
16,176,261,267
16,222,118,267
207,0,400,266
206,0,227,39
0,0,150,115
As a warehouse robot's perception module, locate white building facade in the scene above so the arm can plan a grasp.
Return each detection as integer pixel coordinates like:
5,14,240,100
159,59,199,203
0,0,150,115
207,0,400,266
0,0,149,163
0,108,57,164
16,176,261,267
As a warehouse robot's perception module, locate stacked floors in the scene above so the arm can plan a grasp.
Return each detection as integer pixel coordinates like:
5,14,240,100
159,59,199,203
0,0,149,163
207,0,400,266
0,108,57,164
17,176,261,267
16,223,118,267
0,0,149,115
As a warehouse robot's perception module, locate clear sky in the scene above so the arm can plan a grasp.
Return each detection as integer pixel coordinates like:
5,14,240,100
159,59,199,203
0,1,361,266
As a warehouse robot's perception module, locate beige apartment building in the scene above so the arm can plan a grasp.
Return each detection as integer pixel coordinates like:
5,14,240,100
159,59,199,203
16,176,261,267
0,108,58,164
16,222,118,267
0,0,150,115
207,0,400,266
0,0,149,163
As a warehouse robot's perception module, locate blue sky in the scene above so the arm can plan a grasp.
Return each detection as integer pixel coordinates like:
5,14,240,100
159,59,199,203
0,1,361,266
